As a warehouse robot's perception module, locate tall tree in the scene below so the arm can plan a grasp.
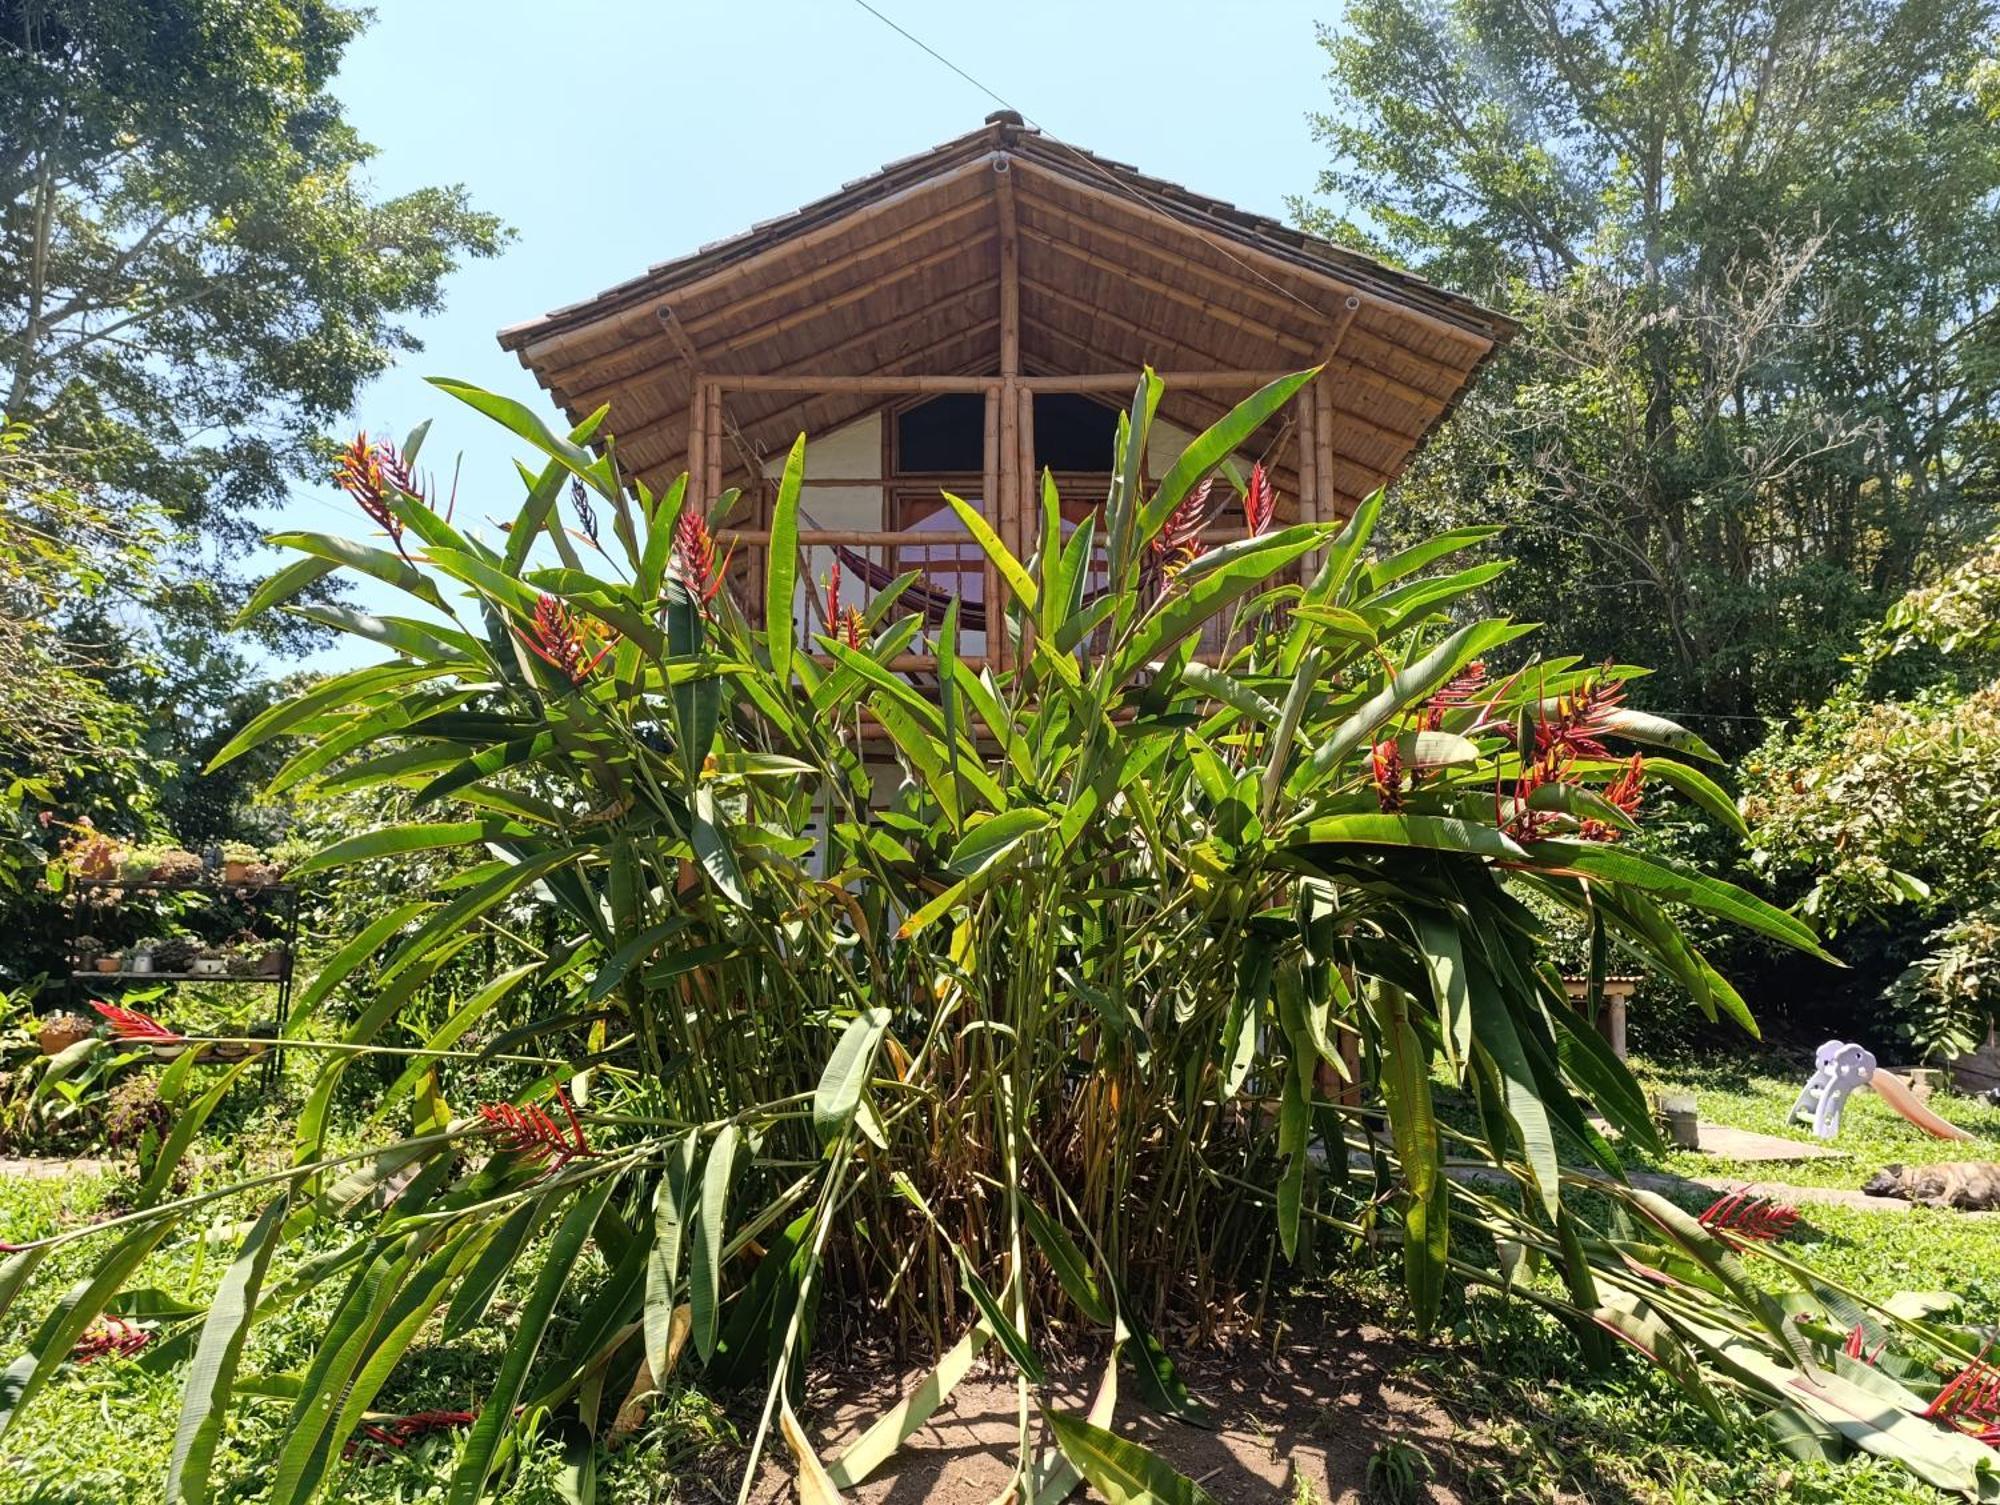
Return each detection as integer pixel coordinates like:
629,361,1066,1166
1299,0,2000,729
0,0,506,648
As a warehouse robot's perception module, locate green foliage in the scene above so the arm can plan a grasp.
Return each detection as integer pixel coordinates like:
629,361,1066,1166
1747,525,2000,1057
0,373,1875,1500
1299,0,2000,733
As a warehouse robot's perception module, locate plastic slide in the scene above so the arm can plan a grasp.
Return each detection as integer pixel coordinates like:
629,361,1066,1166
1790,1040,1975,1142
1870,1067,1975,1143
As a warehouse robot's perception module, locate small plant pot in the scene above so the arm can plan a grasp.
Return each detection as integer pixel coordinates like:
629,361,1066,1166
223,860,253,884
258,947,287,977
37,1014,96,1056
1659,1093,1701,1150
192,956,227,977
95,954,122,974
127,953,154,975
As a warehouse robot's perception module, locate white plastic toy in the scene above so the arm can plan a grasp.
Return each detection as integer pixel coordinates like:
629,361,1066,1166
1790,1039,1972,1142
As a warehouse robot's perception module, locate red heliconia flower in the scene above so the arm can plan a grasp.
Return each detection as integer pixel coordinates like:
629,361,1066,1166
1841,1323,1888,1367
516,593,612,685
1150,478,1213,575
1581,753,1646,843
1243,462,1275,537
477,1086,594,1173
1696,1190,1800,1243
1370,737,1404,812
72,1315,151,1364
1925,1355,2000,1442
334,432,423,544
345,1408,478,1461
1535,671,1628,767
822,563,866,650
90,999,183,1045
1424,661,1490,731
674,510,729,611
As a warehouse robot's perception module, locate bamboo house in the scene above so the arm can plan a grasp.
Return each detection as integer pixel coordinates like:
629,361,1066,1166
499,113,1514,668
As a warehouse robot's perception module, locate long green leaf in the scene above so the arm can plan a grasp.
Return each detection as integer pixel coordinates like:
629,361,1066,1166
766,433,807,686
690,1126,739,1362
1045,1412,1221,1505
449,1177,618,1505
813,1009,890,1143
165,1191,292,1503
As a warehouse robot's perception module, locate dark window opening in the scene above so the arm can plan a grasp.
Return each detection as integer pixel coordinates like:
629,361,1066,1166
891,392,1126,475
1032,393,1120,473
895,393,984,473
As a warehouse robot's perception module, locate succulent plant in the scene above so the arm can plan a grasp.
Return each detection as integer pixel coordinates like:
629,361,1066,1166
150,936,200,973
149,848,204,885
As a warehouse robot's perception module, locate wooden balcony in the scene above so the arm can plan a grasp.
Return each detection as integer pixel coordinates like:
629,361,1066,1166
695,369,1307,673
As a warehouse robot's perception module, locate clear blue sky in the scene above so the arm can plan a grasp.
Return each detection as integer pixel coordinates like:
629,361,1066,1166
281,0,1344,667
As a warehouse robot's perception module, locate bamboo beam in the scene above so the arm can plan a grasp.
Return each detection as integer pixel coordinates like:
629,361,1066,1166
1021,279,1252,377
609,317,1001,460
1009,159,1497,355
557,283,997,413
678,194,995,340
1016,186,1486,395
1322,400,1422,453
507,154,1000,363
1021,225,1318,357
718,527,978,547
996,161,1021,379
1019,370,1297,393
682,234,998,371
710,373,1000,396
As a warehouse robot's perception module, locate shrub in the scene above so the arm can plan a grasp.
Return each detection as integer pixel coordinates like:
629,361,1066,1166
7,375,1938,1501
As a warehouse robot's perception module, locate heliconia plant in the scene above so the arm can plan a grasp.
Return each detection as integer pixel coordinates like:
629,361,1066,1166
4,369,1995,1502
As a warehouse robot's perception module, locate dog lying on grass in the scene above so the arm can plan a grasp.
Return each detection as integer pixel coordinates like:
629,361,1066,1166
1861,1162,2000,1209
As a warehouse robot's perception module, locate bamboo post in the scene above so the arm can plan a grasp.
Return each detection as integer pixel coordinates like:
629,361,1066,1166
982,386,1001,670
1296,386,1321,577
995,160,1021,671
705,384,724,506
996,161,1021,381
1313,374,1338,529
1015,381,1035,661
996,378,1018,670
686,379,708,515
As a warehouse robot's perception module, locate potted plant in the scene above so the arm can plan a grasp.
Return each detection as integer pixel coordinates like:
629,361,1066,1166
225,945,261,978
150,847,203,886
191,947,228,978
127,937,161,975
74,935,105,972
151,936,199,974
60,825,126,880
220,842,262,884
121,847,162,883
36,1011,96,1056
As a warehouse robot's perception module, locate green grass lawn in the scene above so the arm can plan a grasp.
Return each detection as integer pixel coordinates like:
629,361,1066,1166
1,1052,1995,1504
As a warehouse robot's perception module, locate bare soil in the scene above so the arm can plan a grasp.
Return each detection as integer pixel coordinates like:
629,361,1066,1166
738,1295,1513,1504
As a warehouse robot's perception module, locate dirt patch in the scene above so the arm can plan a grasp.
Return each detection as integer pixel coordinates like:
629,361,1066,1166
0,1155,114,1180
738,1296,1514,1503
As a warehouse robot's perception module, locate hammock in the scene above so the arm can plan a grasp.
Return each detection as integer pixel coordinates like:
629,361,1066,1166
799,506,1121,637
823,539,986,633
